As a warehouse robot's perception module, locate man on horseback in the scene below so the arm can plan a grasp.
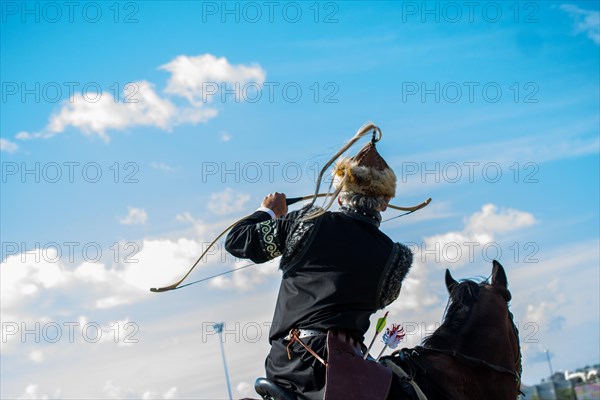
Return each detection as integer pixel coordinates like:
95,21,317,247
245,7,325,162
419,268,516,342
225,134,414,399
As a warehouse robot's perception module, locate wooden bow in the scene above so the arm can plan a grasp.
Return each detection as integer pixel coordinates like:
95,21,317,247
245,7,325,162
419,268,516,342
150,194,431,293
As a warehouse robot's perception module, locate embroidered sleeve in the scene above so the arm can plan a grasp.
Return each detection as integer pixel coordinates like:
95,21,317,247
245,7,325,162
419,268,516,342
225,211,281,263
256,219,283,260
224,207,319,265
377,243,413,308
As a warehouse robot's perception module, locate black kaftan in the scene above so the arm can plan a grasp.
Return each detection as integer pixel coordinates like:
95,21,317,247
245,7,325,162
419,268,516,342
225,206,412,399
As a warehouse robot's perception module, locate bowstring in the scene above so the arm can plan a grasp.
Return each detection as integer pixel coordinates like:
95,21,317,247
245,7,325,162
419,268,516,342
172,262,257,290
178,207,414,289
381,210,415,223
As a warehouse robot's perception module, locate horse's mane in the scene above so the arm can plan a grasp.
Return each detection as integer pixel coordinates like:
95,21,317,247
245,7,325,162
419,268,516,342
422,279,482,349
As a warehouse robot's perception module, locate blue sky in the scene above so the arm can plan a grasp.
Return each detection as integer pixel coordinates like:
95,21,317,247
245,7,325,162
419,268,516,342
1,1,599,398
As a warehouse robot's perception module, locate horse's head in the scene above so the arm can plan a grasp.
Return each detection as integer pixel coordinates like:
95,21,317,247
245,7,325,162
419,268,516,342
424,260,522,389
445,259,511,301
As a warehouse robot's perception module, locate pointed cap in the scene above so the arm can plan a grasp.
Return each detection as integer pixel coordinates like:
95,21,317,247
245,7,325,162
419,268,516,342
352,142,392,171
333,142,396,198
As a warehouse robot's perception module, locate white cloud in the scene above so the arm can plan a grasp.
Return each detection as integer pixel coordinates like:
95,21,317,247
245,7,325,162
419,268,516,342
119,238,205,291
207,188,251,215
236,381,252,396
528,280,568,327
14,54,264,142
103,380,175,400
15,131,31,140
28,350,44,364
72,261,110,283
34,81,216,143
507,239,599,378
95,295,132,309
0,138,18,153
220,130,232,142
162,387,177,399
160,54,266,105
17,384,61,400
388,261,440,314
175,212,211,238
3,294,277,399
560,4,600,44
465,203,536,234
1,248,68,312
119,207,148,225
0,233,223,328
151,162,175,173
422,203,536,268
48,81,176,141
386,202,538,344
525,301,565,332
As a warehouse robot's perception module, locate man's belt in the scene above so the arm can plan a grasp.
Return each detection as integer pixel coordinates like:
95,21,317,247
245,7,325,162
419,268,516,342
285,328,328,366
283,328,323,341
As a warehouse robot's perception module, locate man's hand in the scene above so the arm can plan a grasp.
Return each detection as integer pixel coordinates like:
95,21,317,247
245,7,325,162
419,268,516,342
262,192,288,218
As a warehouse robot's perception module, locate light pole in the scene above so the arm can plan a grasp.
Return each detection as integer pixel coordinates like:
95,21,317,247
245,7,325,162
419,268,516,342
214,323,233,400
545,349,554,377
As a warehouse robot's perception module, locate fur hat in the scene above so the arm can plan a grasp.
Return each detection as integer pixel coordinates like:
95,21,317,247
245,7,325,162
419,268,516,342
332,142,396,198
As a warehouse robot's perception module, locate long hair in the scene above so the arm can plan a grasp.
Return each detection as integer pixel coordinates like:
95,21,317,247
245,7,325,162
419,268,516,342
338,191,388,211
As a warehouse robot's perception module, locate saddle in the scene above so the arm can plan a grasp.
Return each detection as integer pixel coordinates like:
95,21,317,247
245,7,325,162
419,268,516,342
324,330,392,400
255,330,392,400
254,377,298,400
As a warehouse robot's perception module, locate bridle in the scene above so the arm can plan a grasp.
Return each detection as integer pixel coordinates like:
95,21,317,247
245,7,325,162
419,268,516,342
418,344,521,384
418,285,523,390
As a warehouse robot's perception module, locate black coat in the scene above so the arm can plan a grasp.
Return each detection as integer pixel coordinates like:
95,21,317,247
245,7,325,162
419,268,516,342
225,206,413,342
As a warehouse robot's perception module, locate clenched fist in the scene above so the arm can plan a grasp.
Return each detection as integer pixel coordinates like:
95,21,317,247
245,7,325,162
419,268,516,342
262,192,288,218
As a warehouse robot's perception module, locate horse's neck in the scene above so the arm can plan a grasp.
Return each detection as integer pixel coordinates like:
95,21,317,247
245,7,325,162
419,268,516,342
413,351,519,400
413,318,519,400
451,311,516,367
419,310,518,377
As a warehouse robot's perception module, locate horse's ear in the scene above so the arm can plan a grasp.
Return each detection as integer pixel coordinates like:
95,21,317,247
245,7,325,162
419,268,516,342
445,269,458,293
491,260,508,288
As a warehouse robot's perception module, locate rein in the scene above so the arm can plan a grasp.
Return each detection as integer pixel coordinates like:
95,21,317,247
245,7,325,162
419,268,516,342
417,346,521,382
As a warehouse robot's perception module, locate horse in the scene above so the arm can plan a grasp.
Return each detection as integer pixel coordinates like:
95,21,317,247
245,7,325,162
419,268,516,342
253,260,522,400
383,259,522,399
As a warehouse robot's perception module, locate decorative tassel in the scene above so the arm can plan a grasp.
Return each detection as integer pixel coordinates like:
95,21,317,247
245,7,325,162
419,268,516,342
376,324,405,361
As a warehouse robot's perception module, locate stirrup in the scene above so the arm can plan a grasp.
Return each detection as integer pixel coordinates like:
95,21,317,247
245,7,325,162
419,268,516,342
255,377,298,400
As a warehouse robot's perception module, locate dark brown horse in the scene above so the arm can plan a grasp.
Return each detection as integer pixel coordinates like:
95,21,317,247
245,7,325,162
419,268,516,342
253,260,522,400
384,260,522,399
